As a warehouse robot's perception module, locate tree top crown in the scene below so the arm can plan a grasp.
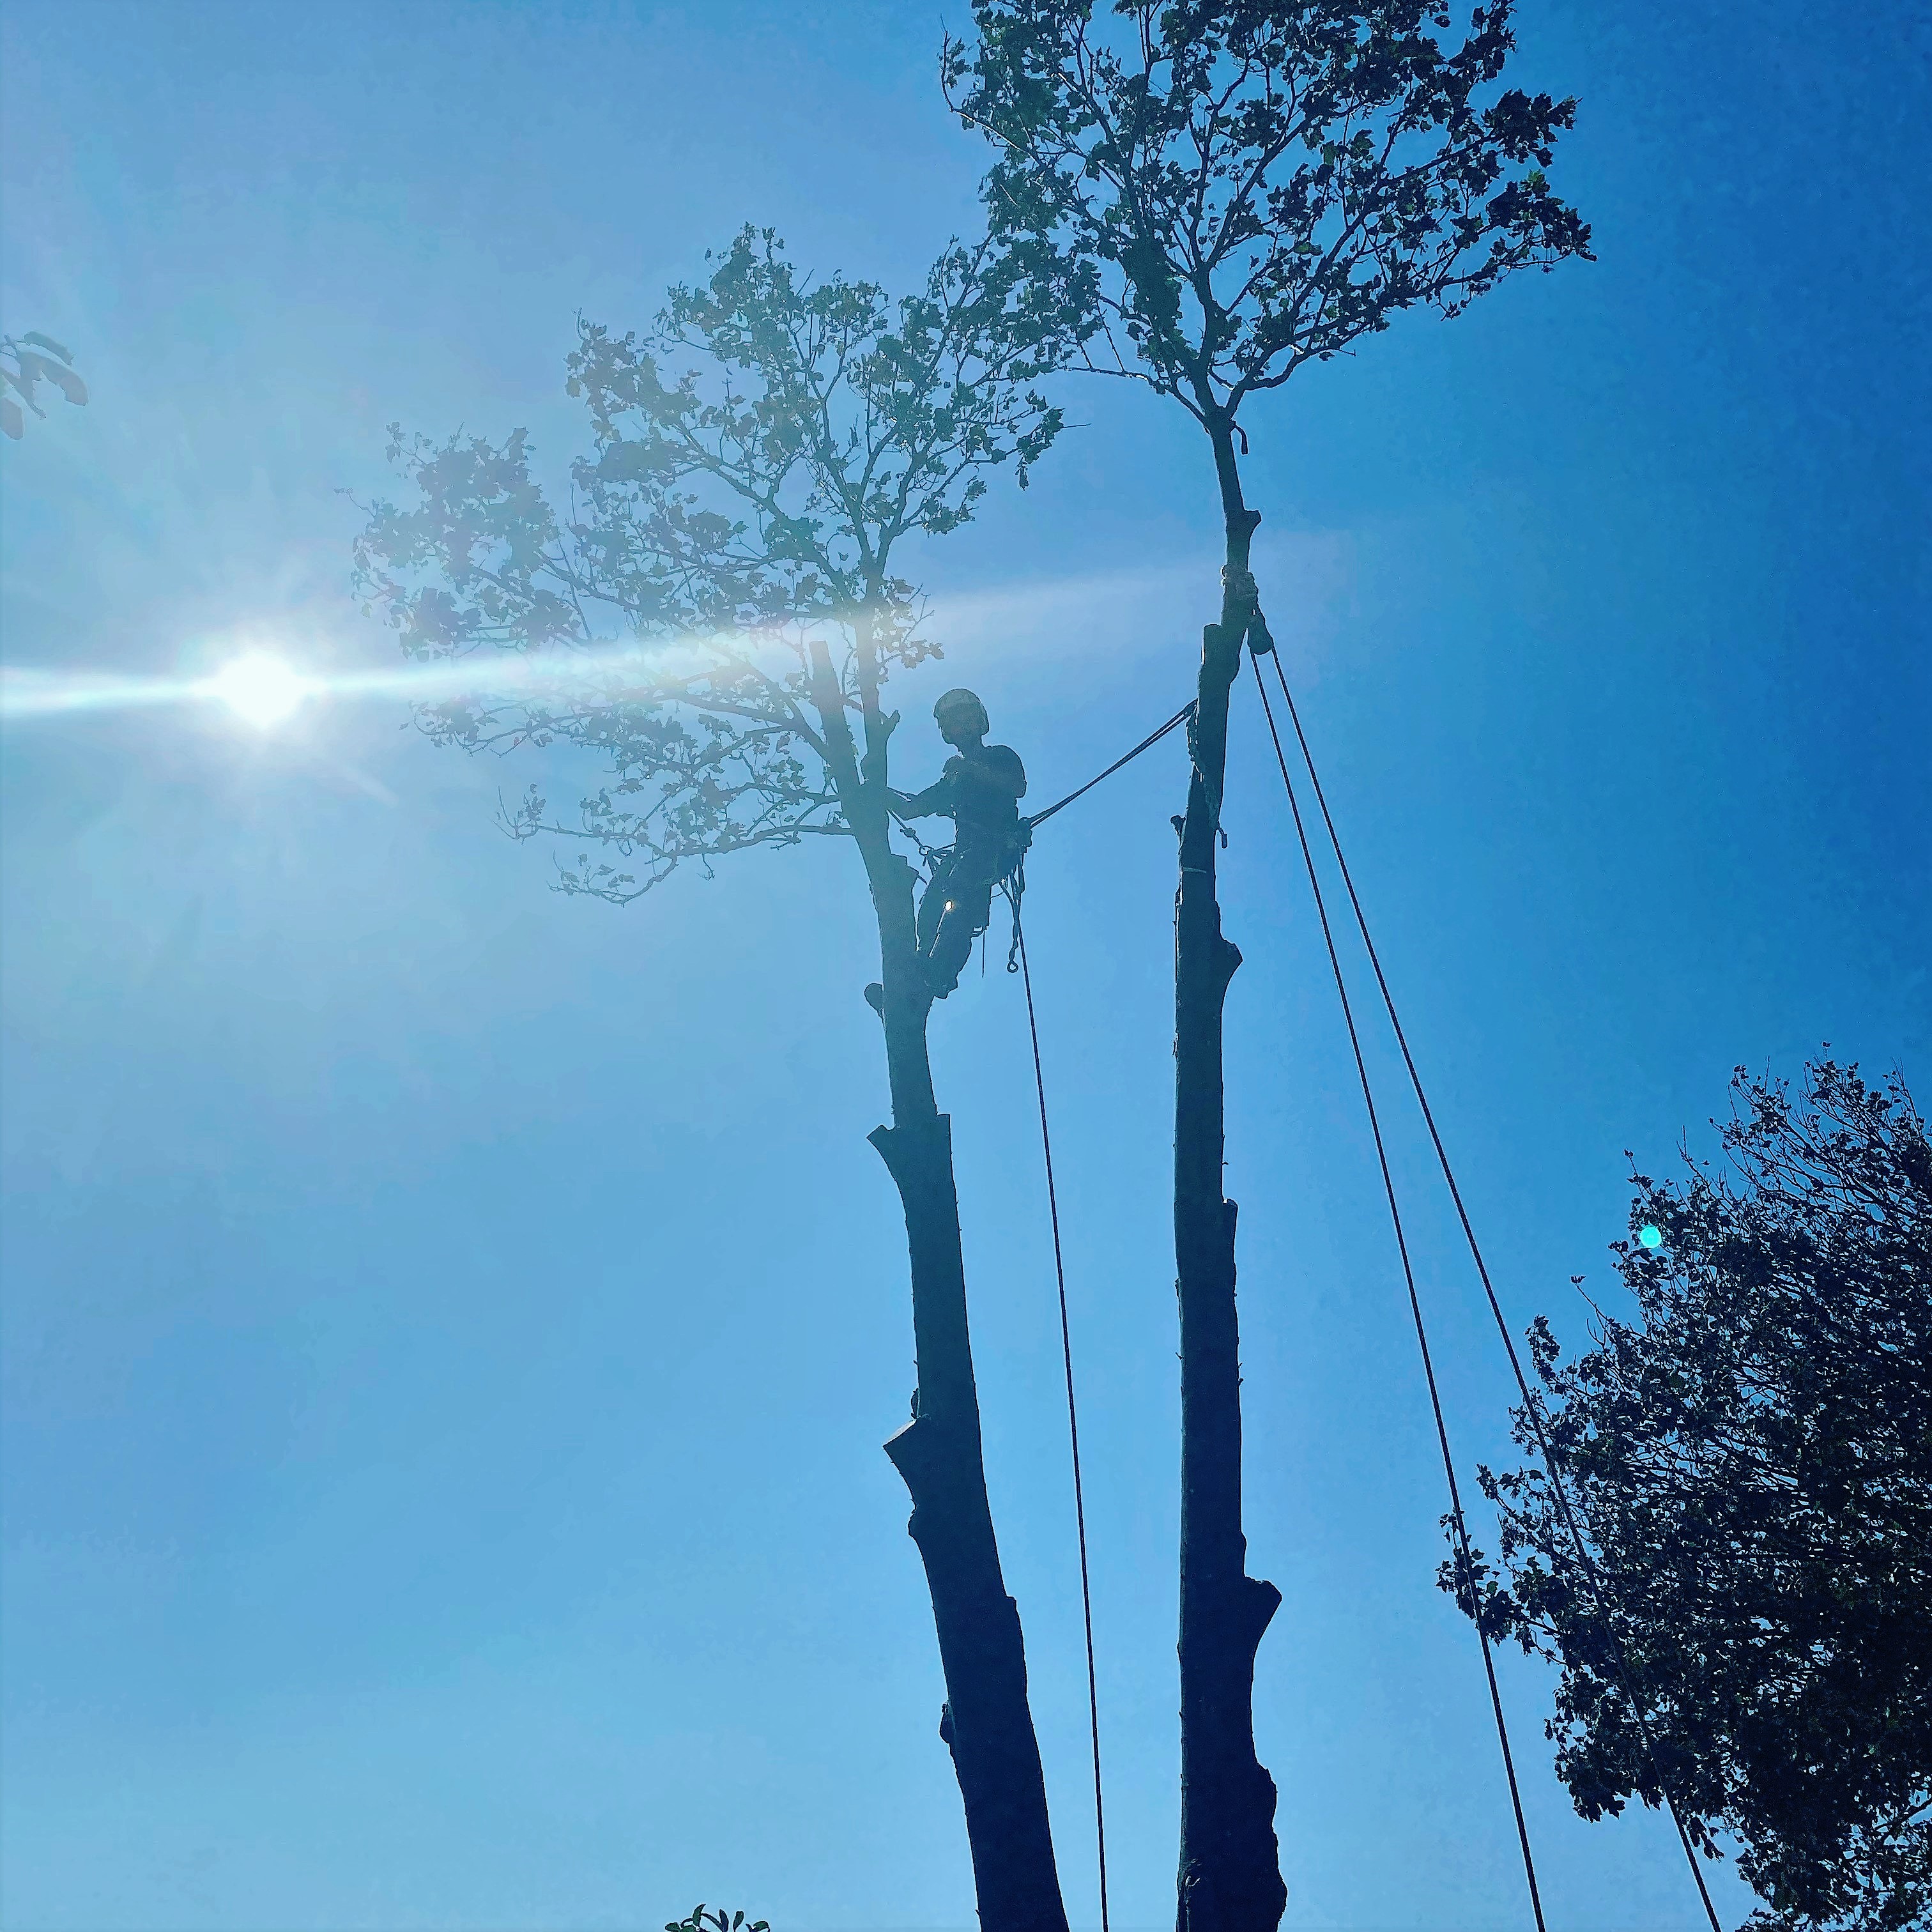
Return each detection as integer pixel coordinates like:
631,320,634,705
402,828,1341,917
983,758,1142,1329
946,1,1592,424
352,228,1067,900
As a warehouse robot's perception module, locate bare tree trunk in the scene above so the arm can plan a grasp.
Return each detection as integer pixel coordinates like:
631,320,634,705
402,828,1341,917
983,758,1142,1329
1173,415,1287,1932
859,817,1070,1932
806,618,1064,1929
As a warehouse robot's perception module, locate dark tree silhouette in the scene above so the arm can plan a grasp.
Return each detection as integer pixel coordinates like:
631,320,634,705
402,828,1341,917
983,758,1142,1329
353,229,1075,1932
2,332,87,441
945,8,1590,1926
666,1907,768,1932
1449,1061,1932,1932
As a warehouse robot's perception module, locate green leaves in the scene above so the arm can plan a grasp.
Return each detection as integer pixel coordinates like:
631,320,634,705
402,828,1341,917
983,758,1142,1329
947,1,1592,418
564,226,1070,616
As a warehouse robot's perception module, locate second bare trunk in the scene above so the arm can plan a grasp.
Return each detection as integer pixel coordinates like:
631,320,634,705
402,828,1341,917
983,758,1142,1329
1173,451,1286,1932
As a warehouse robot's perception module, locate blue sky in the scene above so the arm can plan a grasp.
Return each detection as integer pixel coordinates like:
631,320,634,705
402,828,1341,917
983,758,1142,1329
1,3,1926,1929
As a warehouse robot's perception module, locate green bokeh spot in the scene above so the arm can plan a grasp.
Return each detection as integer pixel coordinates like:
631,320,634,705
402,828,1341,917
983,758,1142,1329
1638,1223,1664,1249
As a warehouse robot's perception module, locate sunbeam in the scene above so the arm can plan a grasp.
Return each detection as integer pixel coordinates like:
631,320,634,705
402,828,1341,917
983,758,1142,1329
0,560,1216,731
0,633,718,724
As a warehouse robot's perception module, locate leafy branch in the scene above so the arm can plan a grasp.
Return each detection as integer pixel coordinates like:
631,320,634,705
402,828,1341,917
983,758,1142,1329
353,227,1070,900
946,1,1592,427
2,332,88,441
1448,1060,1932,1931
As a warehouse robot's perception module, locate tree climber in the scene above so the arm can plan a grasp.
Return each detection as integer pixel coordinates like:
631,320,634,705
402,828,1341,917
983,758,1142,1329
891,687,1029,999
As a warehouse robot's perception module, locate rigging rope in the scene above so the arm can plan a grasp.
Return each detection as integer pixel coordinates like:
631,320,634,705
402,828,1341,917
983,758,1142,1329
1250,654,1549,1932
1011,902,1112,1932
989,665,1723,1929
1026,701,1195,832
1259,648,1727,1931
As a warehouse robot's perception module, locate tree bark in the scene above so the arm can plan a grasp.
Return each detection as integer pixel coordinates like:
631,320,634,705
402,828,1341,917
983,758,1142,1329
874,1109,1068,1932
1173,415,1287,1932
831,638,1067,1932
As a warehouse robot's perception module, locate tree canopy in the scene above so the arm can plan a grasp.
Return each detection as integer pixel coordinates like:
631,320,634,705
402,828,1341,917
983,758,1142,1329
353,227,1064,899
946,0,1591,425
1452,1061,1932,1932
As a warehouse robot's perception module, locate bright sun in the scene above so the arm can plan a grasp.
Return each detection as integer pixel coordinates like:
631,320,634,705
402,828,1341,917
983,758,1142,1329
207,653,312,727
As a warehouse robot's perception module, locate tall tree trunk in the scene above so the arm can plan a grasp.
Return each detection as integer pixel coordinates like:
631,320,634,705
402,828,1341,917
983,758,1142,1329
1173,415,1287,1932
808,620,1066,1930
862,822,1071,1932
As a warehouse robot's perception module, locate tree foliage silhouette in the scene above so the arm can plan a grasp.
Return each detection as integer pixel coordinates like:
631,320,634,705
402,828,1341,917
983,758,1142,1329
354,227,1075,1932
1450,1061,1932,1932
945,7,1590,1926
2,332,87,441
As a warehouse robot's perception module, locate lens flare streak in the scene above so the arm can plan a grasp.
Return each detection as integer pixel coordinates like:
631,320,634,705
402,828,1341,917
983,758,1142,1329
0,634,738,726
0,561,1210,730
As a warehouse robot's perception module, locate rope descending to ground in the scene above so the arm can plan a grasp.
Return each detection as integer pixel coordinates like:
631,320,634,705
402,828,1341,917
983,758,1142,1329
1259,647,1727,1932
994,673,1722,1932
1250,652,1550,1932
1011,905,1111,1932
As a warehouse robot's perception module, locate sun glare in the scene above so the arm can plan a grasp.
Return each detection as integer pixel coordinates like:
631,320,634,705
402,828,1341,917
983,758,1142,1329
207,653,312,727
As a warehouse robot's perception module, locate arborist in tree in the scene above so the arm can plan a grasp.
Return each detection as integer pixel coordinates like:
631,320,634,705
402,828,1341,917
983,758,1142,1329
892,687,1029,999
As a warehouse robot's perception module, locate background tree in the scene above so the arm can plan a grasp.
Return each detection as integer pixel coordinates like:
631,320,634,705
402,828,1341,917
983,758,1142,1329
1452,1061,1932,1932
945,6,1590,1926
353,227,1074,1932
2,332,87,440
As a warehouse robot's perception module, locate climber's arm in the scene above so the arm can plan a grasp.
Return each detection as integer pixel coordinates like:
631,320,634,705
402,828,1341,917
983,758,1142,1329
891,772,955,820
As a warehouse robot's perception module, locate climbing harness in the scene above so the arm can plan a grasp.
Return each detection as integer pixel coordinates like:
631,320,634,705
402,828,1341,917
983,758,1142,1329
1252,647,1728,1932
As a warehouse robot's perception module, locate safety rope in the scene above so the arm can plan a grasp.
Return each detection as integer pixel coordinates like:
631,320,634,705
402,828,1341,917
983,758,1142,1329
979,691,1194,1932
987,693,1194,1932
1259,649,1727,1932
974,666,1721,1930
1250,654,1549,1932
1025,701,1195,832
1010,897,1112,1932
